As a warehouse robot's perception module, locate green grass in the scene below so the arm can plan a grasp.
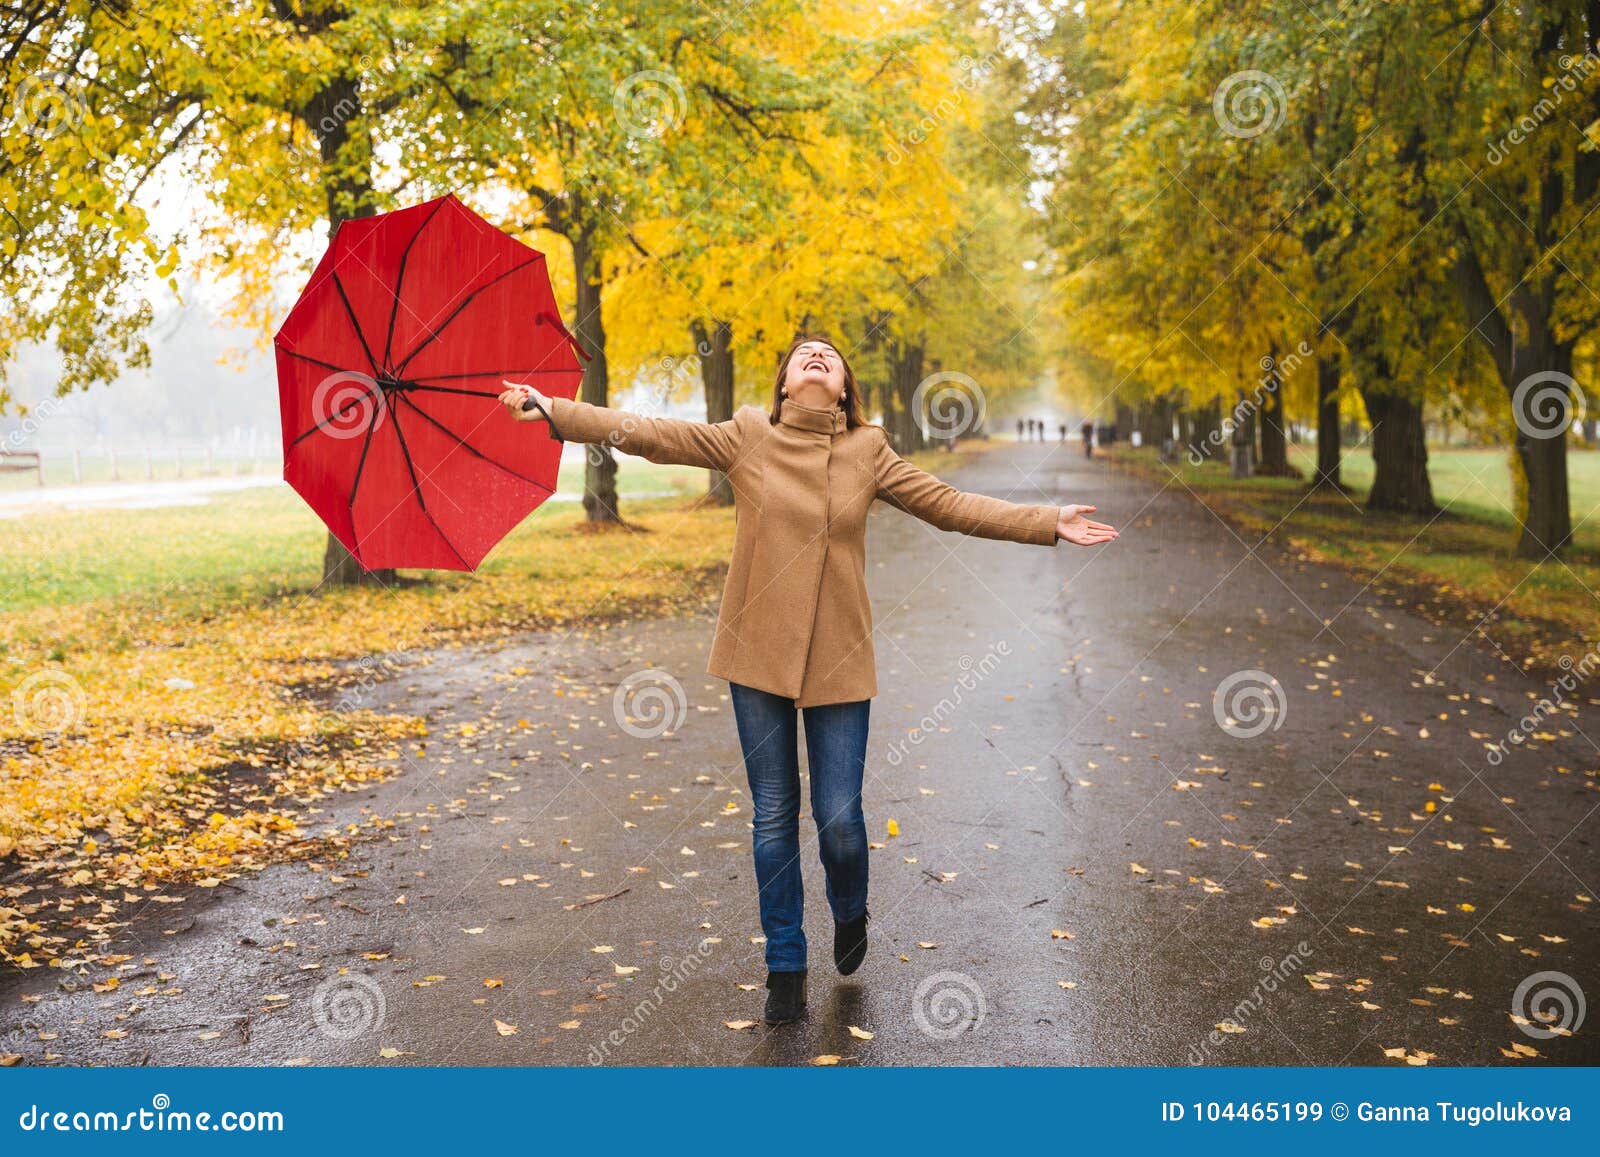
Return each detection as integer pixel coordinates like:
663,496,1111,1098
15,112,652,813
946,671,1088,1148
0,455,273,491
0,434,990,616
0,457,710,613
1110,442,1600,668
0,453,706,494
0,458,742,931
1310,443,1600,547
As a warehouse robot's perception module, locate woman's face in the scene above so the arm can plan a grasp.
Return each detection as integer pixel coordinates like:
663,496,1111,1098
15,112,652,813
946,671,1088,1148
783,340,846,408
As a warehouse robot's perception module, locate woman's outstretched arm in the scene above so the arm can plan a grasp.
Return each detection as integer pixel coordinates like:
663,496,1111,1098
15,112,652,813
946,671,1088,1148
499,384,742,472
873,432,1117,547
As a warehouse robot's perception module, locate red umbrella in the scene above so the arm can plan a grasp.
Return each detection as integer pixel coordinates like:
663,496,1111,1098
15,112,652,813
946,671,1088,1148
274,193,584,572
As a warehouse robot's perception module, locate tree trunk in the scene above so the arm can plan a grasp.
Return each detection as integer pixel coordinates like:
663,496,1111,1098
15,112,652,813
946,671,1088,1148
1138,395,1172,448
1113,402,1134,444
571,225,620,523
1255,355,1297,477
1360,387,1435,515
1187,398,1222,461
1509,341,1574,557
887,340,925,452
1312,354,1343,490
311,72,394,588
1449,224,1574,555
693,318,735,505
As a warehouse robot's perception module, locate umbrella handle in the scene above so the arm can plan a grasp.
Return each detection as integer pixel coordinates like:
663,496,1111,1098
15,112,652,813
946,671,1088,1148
520,393,565,443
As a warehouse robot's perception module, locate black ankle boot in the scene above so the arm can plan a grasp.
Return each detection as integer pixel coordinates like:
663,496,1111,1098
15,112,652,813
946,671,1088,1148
764,970,807,1025
834,908,869,976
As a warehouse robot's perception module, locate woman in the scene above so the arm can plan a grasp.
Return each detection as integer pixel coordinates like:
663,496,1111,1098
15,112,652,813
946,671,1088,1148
498,335,1117,1025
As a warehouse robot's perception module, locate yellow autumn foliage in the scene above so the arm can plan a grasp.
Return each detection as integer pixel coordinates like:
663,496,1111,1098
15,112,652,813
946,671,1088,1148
0,499,736,966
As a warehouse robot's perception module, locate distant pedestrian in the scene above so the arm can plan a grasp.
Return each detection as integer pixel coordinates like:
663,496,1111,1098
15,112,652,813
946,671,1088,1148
1081,419,1095,459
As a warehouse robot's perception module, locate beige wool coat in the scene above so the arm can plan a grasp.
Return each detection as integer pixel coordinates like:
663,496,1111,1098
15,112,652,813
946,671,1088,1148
547,395,1062,707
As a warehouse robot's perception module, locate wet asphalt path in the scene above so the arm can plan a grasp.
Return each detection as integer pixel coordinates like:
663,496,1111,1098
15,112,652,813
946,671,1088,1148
5,441,1598,1066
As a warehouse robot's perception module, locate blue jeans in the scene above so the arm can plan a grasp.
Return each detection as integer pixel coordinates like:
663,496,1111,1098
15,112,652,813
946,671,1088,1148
728,681,871,972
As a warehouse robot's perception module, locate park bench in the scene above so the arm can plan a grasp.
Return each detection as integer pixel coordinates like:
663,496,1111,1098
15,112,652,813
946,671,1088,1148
0,449,43,485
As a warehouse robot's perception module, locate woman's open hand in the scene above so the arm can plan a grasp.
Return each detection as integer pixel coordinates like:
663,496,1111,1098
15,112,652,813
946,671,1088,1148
1056,504,1118,546
499,381,550,423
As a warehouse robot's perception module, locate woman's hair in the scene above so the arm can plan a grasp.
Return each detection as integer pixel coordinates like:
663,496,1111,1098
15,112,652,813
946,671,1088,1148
769,333,869,429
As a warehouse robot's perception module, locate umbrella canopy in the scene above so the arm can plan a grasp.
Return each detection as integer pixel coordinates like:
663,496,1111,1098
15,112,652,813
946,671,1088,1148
274,193,584,572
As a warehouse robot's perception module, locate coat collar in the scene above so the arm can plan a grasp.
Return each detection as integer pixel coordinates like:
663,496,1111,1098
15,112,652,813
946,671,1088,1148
778,398,848,435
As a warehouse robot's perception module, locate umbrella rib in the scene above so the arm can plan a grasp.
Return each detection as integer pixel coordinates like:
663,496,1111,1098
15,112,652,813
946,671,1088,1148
289,382,381,449
346,394,386,509
381,196,450,373
411,367,577,382
331,270,381,374
394,392,556,493
405,384,504,399
403,383,544,401
277,347,347,375
388,401,473,570
390,254,543,376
